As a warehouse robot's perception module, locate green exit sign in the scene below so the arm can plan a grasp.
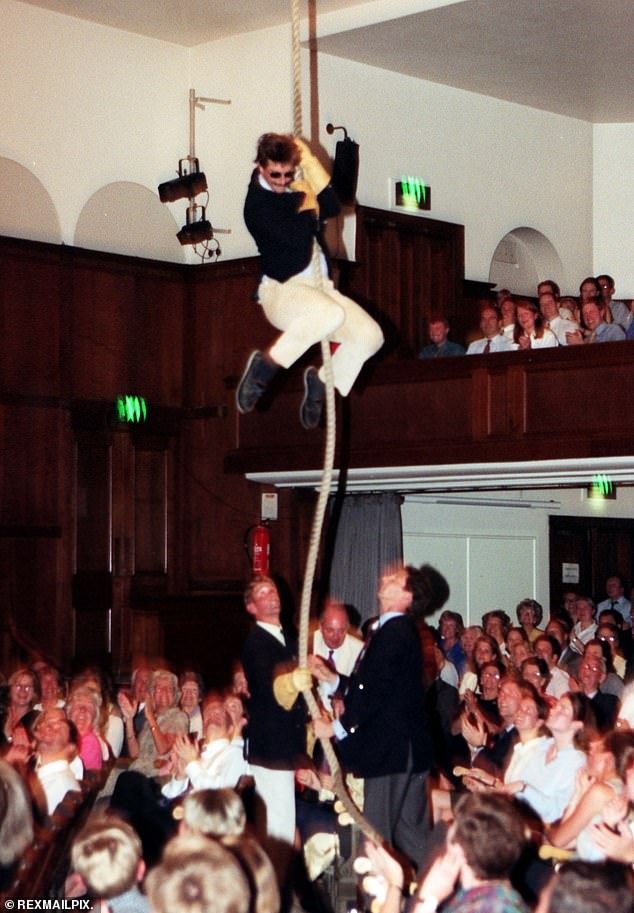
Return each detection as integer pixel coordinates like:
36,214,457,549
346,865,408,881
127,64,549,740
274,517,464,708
394,176,431,211
116,395,147,423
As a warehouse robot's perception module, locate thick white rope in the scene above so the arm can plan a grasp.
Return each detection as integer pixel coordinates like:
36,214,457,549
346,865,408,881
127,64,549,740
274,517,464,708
290,0,382,846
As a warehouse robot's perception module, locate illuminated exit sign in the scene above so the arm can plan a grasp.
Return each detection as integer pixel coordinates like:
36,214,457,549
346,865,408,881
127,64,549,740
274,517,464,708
394,176,431,211
116,395,147,424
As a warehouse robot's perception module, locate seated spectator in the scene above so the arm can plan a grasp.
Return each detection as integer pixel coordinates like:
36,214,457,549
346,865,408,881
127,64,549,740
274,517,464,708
482,610,512,660
536,859,634,913
459,624,482,673
596,622,627,679
466,305,513,354
33,707,82,816
66,686,103,772
223,692,248,747
597,273,631,331
589,731,634,864
432,632,459,689
505,626,532,675
120,669,188,778
516,598,545,643
73,668,124,759
569,597,597,655
438,610,466,679
533,635,571,699
567,297,626,344
145,834,251,913
365,792,530,913
544,617,577,675
459,634,502,695
161,700,249,800
179,787,247,838
34,664,66,712
499,295,517,341
579,276,602,306
513,300,558,350
4,668,39,742
419,315,465,358
520,657,554,705
497,691,590,825
220,835,280,913
0,759,34,891
583,638,624,698
537,279,561,304
548,730,632,862
67,813,149,913
575,653,619,732
597,574,632,628
473,661,504,728
539,291,579,345
179,671,204,740
117,664,152,757
558,295,580,323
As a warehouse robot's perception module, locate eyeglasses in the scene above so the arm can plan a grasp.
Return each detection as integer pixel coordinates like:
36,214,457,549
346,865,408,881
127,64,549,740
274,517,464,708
268,170,295,179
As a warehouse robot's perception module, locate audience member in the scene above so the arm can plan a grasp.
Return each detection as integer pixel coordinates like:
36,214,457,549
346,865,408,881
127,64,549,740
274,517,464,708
0,758,34,891
499,295,517,341
575,654,619,732
4,668,39,741
597,574,632,627
145,834,251,913
569,597,597,654
466,306,513,354
311,598,363,713
68,813,149,913
66,686,103,771
597,273,631,331
567,297,626,344
179,671,204,739
437,610,466,679
120,669,188,778
513,300,558,350
161,699,248,799
419,315,465,358
365,792,530,913
179,787,247,839
516,598,544,643
536,859,633,913
533,635,571,698
538,291,578,345
33,707,82,816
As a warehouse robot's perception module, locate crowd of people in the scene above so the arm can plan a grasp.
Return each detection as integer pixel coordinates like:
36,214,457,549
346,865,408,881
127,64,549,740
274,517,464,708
419,275,634,357
0,567,633,912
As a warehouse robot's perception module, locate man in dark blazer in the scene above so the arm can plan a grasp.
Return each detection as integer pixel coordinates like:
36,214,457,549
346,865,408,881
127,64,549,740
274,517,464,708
241,576,309,859
314,564,434,868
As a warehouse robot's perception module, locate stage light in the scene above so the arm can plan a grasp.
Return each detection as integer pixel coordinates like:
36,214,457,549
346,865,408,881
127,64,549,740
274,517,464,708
158,157,207,203
176,204,214,246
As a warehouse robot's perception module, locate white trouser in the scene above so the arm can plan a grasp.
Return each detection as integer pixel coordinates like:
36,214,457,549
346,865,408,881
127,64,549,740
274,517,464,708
259,273,384,396
249,764,296,845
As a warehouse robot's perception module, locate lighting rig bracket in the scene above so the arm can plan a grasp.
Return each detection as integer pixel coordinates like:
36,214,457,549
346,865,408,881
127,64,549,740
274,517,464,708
158,89,232,260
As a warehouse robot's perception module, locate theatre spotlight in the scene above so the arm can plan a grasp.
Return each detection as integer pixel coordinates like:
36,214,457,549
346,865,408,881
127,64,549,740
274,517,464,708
158,157,208,203
176,204,214,246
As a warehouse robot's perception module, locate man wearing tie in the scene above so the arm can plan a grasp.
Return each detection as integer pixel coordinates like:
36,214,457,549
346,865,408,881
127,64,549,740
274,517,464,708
313,564,434,869
312,600,363,713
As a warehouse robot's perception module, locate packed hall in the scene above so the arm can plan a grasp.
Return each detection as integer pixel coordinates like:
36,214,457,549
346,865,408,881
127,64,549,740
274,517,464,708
1,0,634,911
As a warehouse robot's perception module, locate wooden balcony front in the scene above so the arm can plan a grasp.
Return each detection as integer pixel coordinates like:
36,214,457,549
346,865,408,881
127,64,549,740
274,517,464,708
226,341,634,479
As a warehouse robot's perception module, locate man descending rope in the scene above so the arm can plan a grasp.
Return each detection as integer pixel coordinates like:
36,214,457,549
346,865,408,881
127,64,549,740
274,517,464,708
236,133,384,429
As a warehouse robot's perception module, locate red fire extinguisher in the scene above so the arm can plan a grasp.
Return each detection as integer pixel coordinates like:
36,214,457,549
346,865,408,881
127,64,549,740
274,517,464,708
244,521,271,575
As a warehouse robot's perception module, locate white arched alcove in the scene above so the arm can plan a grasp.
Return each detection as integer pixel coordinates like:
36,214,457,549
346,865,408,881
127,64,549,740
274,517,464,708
489,227,563,296
75,182,185,262
0,157,62,244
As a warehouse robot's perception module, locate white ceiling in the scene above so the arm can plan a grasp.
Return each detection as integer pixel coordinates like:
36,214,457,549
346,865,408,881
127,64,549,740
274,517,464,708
15,0,634,123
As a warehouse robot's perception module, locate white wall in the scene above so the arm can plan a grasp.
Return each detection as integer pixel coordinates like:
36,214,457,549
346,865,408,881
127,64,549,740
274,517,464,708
403,486,634,628
593,123,634,297
1,0,598,284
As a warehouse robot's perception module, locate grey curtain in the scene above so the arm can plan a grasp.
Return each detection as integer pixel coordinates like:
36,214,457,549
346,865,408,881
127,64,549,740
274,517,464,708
327,493,403,624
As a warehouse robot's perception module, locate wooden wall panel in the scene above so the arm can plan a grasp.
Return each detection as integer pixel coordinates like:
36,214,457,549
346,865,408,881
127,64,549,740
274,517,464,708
0,242,61,395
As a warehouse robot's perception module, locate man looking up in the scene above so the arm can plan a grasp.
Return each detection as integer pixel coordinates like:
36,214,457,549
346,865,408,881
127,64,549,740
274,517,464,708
241,575,310,874
313,564,434,869
236,133,383,429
